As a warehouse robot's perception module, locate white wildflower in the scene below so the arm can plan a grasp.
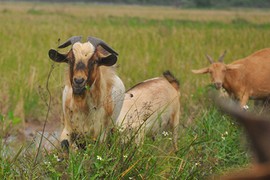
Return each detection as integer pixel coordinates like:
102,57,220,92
44,161,51,166
57,157,63,162
119,127,125,133
162,131,169,137
221,131,228,140
195,162,201,166
97,155,103,161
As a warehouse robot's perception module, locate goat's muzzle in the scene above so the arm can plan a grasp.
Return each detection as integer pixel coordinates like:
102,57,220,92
214,82,222,90
72,77,86,95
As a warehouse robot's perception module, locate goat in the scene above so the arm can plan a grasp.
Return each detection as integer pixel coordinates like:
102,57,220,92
48,36,125,151
213,95,270,179
116,71,180,151
192,49,270,109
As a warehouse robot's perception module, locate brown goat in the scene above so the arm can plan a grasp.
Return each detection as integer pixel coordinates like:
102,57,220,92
214,95,270,179
192,49,270,109
48,36,125,151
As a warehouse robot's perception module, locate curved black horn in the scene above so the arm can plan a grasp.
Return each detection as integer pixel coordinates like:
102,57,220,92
218,50,227,62
205,54,214,64
58,36,82,49
87,36,118,56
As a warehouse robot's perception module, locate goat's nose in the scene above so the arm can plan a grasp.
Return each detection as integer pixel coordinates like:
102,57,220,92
214,82,222,89
74,77,85,85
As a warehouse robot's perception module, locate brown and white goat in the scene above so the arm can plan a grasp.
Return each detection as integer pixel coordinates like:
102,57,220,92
48,36,125,151
192,49,270,109
214,96,270,179
116,71,180,151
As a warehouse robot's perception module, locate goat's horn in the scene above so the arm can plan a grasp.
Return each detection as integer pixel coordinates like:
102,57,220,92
87,36,118,56
205,54,214,64
58,36,82,49
218,50,227,62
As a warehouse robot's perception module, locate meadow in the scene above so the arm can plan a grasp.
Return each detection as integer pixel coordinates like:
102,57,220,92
1,2,270,179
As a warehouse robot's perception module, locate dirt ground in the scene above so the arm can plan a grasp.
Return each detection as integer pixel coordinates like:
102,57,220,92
3,119,62,153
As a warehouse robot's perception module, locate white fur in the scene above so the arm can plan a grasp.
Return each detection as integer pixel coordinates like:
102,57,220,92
111,75,125,121
73,42,95,61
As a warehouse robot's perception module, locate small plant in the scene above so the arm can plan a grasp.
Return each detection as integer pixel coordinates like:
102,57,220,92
0,112,22,139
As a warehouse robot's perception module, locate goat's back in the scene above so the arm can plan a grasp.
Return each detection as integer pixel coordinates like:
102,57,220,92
228,48,270,97
117,76,180,135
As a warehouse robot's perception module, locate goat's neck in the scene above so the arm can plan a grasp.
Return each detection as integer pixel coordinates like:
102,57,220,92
72,94,89,113
223,70,239,96
87,70,107,108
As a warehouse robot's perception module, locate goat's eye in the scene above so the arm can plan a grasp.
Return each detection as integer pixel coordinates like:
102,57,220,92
68,59,73,64
88,60,97,67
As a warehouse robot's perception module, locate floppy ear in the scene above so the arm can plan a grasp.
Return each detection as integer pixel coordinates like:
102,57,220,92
95,45,117,66
48,49,68,63
192,68,209,74
226,64,242,70
98,54,117,66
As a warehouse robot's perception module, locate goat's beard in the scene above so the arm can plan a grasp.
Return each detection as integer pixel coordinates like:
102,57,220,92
72,85,86,95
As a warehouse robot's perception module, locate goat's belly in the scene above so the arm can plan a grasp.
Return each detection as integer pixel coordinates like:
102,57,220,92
118,104,171,134
144,110,172,134
250,92,270,100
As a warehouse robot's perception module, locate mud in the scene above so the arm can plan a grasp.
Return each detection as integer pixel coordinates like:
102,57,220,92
3,120,62,154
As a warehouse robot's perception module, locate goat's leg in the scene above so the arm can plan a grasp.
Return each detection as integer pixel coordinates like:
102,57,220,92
171,109,180,152
240,92,250,110
60,127,72,154
135,127,145,146
56,127,72,162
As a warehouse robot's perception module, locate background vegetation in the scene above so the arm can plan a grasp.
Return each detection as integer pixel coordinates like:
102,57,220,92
4,0,270,8
1,2,270,179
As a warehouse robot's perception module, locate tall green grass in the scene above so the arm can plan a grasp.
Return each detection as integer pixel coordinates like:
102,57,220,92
0,2,270,178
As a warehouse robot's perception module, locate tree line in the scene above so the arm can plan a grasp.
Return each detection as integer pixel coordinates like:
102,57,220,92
9,0,270,8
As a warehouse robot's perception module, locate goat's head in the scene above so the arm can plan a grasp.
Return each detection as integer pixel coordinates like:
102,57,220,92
192,51,241,90
48,36,118,96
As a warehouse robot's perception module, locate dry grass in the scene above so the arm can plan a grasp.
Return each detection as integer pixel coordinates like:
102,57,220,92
1,2,270,23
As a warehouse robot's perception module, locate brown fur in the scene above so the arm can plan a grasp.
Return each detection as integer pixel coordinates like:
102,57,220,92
192,48,270,108
163,70,180,91
214,95,270,179
104,80,114,117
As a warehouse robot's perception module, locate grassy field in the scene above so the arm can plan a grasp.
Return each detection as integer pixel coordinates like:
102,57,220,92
1,2,270,179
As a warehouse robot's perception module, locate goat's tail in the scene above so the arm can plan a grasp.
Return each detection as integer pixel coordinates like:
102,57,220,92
163,70,180,91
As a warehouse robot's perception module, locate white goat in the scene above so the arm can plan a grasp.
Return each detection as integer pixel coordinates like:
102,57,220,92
48,36,125,151
116,71,180,151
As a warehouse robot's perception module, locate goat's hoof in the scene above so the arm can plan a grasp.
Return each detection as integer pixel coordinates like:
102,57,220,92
61,140,70,151
57,156,64,162
57,152,69,162
243,105,249,111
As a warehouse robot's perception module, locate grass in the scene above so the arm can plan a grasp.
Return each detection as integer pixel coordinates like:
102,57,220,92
0,2,269,179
